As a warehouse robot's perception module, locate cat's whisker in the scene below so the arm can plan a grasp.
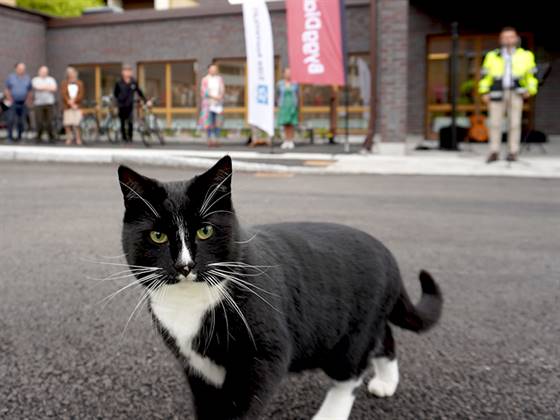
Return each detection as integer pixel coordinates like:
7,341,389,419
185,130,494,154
98,279,144,305
119,181,160,218
208,267,277,292
98,271,162,306
120,276,165,339
199,180,222,214
88,267,159,282
209,270,281,314
219,284,256,349
201,276,218,355
234,233,258,244
202,272,255,348
83,258,163,271
199,173,232,216
208,266,267,276
208,269,279,298
201,191,231,218
96,253,128,259
208,261,277,271
201,209,234,219
206,274,231,350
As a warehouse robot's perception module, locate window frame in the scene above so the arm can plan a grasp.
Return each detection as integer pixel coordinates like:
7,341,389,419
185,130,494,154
72,62,122,116
424,32,535,140
137,59,199,127
299,52,371,134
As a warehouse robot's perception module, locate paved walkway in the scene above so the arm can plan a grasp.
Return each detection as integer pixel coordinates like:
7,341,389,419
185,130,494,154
1,138,559,178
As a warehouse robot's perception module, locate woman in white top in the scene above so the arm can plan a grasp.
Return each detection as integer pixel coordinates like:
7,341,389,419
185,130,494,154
198,64,225,147
60,67,84,145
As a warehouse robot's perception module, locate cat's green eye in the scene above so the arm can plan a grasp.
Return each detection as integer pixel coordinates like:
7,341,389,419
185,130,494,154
196,225,214,241
149,231,168,244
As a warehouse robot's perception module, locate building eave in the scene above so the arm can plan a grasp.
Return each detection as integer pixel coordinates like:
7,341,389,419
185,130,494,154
47,0,369,28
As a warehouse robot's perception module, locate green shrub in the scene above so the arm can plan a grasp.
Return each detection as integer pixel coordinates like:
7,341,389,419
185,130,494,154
17,0,104,17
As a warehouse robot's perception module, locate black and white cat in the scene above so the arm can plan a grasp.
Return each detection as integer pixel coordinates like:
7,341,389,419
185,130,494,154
117,156,443,420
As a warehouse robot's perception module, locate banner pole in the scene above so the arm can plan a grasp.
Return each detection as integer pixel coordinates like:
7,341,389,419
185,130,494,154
340,0,350,153
361,0,377,152
344,85,350,153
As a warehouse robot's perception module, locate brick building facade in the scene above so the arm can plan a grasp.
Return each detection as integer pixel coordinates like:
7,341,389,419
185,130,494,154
1,0,558,142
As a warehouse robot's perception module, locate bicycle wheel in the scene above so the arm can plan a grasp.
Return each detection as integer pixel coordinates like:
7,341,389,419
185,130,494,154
107,117,121,143
80,115,99,144
138,120,153,147
150,115,165,146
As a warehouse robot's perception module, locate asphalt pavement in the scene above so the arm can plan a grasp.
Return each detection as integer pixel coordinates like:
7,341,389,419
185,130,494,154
1,162,559,419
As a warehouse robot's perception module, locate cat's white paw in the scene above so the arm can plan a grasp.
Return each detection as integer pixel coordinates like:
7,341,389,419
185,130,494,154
367,357,399,398
367,376,398,397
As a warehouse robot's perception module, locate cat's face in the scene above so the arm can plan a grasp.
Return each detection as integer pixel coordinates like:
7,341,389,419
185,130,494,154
118,156,238,287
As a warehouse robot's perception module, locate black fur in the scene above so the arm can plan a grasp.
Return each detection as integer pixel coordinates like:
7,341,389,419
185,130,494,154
118,156,443,420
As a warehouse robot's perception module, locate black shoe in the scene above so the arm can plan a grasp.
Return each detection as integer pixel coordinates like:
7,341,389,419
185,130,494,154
506,153,518,162
486,152,499,164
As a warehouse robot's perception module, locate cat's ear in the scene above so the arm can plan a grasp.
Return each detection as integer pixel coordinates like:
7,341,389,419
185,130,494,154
198,155,232,193
117,165,159,206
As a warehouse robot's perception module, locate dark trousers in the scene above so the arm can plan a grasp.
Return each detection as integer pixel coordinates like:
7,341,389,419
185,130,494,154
7,101,27,141
119,106,134,142
34,104,55,142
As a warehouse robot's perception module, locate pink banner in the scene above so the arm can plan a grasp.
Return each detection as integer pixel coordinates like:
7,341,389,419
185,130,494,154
286,0,346,86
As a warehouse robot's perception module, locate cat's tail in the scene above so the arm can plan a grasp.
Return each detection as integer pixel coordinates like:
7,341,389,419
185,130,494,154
389,270,443,333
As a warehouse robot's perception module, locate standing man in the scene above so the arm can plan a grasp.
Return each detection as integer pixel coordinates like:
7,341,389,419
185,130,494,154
32,66,58,143
4,62,32,142
114,64,148,143
479,27,538,163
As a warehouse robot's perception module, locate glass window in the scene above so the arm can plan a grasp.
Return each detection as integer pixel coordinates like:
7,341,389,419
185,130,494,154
100,64,121,99
343,54,371,107
214,60,246,107
139,63,166,106
171,61,196,108
425,34,534,139
302,85,331,107
73,65,95,106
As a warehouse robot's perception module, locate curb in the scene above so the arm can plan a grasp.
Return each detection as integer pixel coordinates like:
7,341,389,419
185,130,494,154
1,146,560,178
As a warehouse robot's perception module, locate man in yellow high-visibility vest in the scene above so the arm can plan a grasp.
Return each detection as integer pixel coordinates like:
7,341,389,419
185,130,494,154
479,27,538,163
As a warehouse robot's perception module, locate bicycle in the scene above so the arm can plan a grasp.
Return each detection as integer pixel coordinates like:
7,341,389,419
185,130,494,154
136,98,164,147
80,96,121,144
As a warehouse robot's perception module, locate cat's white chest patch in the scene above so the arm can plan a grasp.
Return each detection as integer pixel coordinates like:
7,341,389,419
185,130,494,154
150,280,226,387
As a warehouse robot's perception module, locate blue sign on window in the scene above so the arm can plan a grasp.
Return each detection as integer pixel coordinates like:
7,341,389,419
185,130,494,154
257,85,268,104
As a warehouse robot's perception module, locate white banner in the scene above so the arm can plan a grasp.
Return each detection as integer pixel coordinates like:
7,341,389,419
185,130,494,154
243,0,275,136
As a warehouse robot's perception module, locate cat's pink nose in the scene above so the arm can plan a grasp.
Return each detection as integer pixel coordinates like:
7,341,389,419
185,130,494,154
175,261,194,276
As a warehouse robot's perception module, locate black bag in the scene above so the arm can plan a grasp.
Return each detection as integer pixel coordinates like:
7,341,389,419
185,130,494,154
439,126,468,150
523,130,547,143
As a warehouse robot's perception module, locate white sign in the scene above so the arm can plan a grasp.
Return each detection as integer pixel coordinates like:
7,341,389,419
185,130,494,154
243,0,275,136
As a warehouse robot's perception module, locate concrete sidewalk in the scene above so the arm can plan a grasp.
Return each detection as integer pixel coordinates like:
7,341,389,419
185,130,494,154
1,142,559,178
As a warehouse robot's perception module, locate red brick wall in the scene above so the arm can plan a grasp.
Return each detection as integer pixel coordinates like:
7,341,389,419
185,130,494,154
378,0,409,143
0,6,46,82
407,3,446,136
44,5,370,85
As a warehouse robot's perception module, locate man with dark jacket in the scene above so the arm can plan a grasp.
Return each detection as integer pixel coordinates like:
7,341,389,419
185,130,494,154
113,64,149,142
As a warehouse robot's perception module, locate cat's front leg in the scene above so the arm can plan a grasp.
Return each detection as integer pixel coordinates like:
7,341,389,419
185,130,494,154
187,358,287,420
